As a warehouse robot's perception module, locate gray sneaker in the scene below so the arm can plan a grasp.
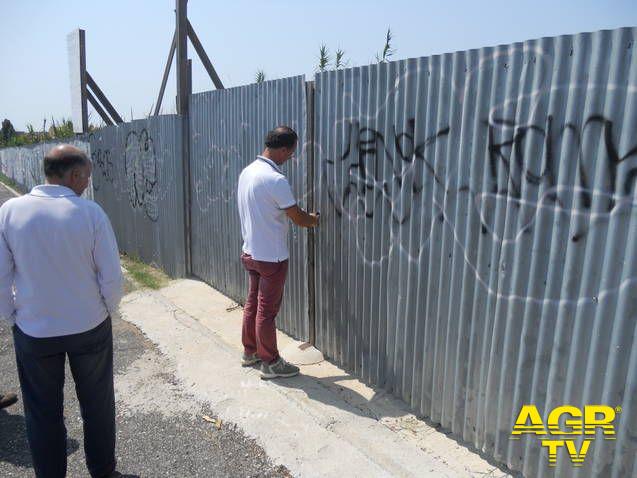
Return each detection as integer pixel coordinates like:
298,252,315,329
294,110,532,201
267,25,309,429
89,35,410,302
260,357,300,379
241,352,261,367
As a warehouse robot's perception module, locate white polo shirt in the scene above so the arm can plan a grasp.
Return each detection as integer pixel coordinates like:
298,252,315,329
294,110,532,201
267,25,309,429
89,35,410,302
237,156,296,262
0,184,123,337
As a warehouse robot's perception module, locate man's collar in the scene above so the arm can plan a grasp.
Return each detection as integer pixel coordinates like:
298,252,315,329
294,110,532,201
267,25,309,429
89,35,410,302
29,184,77,198
256,155,283,174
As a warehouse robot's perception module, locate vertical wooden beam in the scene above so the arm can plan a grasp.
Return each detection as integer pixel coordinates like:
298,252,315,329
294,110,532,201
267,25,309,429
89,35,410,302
176,0,190,115
176,0,192,274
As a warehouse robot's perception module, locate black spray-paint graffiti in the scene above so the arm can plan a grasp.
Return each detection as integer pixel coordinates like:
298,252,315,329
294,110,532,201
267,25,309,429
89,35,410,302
124,129,159,222
325,118,449,222
485,114,637,241
323,118,451,263
90,130,162,223
487,115,637,208
91,148,114,192
324,113,637,264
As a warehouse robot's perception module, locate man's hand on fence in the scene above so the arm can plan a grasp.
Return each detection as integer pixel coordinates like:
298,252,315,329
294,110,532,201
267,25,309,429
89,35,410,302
285,205,319,228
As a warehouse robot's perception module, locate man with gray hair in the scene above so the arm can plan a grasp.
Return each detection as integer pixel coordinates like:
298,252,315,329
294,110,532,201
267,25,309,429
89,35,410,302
0,144,123,478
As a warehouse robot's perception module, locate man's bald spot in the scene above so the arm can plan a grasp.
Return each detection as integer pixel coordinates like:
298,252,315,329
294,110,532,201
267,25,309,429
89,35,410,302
43,144,90,179
46,144,88,160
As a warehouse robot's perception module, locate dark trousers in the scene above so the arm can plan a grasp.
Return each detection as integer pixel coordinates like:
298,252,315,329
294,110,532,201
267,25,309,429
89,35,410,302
12,318,116,478
241,253,288,364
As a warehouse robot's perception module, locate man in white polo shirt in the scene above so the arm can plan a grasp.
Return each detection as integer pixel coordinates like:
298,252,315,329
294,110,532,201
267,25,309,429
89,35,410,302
237,126,319,379
0,144,123,478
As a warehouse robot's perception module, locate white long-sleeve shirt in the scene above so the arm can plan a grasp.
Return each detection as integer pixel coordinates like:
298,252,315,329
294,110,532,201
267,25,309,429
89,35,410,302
0,184,123,337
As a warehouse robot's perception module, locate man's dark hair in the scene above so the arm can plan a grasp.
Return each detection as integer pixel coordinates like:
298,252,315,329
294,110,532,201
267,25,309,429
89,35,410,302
265,126,298,149
43,150,88,178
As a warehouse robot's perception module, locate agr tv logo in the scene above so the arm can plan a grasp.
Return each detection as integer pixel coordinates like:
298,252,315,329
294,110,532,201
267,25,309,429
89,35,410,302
511,405,621,466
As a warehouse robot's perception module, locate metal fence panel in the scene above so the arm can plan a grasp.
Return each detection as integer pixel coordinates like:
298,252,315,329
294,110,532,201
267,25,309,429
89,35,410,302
0,140,92,199
313,27,637,477
190,76,309,341
87,115,186,277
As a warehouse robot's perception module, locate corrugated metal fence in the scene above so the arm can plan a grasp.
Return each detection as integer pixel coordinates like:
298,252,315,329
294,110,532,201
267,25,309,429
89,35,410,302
87,115,186,277
314,27,636,477
0,140,92,199
0,26,634,478
189,76,309,340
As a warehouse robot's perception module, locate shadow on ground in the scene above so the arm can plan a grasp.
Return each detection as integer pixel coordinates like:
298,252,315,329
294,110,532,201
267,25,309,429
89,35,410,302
0,409,80,469
262,365,519,477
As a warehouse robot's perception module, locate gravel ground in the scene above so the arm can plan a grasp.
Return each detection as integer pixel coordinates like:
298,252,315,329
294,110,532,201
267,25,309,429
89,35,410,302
0,183,292,478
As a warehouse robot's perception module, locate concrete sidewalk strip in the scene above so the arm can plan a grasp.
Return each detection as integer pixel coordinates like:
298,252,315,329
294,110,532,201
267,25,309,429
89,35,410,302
120,279,510,478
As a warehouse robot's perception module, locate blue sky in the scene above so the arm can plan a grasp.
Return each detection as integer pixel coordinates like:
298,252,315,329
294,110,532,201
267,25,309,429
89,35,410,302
1,0,636,130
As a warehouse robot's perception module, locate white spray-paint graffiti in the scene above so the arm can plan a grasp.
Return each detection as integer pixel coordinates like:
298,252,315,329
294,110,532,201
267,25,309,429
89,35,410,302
191,118,310,213
320,46,637,308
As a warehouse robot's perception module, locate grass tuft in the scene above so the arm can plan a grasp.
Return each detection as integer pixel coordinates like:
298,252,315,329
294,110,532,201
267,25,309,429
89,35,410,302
120,254,169,290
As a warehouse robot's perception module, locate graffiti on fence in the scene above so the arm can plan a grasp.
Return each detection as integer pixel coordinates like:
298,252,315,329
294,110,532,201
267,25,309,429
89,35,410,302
478,112,637,236
321,67,637,306
192,144,239,212
91,147,114,192
124,129,159,222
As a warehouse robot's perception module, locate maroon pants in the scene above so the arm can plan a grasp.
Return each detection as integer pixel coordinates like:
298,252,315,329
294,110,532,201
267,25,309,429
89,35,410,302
241,253,288,364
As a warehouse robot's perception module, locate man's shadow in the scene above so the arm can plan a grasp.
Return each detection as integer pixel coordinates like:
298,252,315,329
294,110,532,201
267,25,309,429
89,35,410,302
0,410,139,477
0,409,79,469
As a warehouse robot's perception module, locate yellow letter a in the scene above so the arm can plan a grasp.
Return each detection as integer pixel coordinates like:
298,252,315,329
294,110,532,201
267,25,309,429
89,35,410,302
512,405,546,435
